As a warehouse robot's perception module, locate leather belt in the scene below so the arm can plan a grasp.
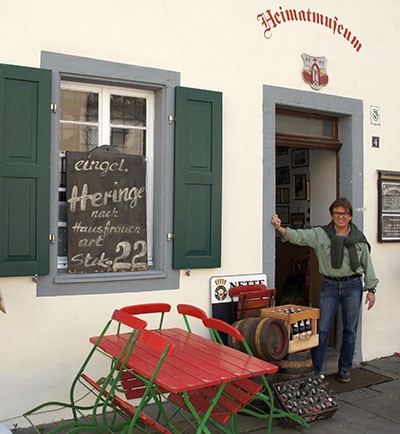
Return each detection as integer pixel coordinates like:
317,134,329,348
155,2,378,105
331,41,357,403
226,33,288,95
324,274,361,281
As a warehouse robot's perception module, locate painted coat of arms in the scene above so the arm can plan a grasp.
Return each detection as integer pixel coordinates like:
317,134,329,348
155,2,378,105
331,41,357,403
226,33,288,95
301,53,329,90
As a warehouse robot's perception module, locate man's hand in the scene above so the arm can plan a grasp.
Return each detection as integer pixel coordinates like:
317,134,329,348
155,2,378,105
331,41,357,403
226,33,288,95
271,214,287,236
271,214,281,229
365,291,376,310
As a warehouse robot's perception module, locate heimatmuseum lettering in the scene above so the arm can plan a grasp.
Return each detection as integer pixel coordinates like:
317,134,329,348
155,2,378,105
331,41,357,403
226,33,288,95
257,6,362,52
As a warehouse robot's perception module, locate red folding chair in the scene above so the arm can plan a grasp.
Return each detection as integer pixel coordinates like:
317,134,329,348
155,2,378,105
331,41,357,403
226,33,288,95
176,303,208,332
120,303,171,329
117,303,172,402
229,284,276,320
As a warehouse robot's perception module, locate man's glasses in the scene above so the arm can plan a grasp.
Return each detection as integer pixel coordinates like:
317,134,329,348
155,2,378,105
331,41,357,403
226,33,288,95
332,211,350,218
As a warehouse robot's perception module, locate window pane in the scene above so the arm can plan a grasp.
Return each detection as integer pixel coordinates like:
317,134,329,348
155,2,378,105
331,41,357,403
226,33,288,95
276,113,334,138
58,201,67,222
60,123,98,151
59,152,67,188
60,89,98,122
110,95,146,126
58,227,67,257
110,128,146,155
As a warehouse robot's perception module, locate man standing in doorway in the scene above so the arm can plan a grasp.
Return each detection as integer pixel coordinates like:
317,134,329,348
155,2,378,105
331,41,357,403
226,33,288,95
271,197,378,383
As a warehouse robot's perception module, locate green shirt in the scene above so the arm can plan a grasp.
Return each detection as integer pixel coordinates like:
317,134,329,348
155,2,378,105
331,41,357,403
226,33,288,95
281,226,379,290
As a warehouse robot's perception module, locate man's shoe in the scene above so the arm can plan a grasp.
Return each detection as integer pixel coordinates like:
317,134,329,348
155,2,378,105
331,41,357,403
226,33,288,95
337,370,351,383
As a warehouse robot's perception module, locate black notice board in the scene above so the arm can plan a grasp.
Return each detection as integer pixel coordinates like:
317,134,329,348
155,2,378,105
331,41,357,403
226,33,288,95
380,214,400,241
378,173,400,242
66,148,148,273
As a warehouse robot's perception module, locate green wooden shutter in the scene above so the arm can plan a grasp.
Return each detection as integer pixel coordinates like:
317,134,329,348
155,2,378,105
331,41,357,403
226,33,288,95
173,86,222,269
0,64,51,277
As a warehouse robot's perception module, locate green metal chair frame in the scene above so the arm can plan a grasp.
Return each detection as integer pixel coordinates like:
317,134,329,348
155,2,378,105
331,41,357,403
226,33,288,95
23,309,148,433
71,326,176,434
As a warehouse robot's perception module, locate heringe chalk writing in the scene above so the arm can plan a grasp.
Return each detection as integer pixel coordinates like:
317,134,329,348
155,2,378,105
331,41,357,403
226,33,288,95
68,183,145,211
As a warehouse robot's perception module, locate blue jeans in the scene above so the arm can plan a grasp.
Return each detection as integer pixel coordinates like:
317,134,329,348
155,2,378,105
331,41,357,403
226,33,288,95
311,276,363,374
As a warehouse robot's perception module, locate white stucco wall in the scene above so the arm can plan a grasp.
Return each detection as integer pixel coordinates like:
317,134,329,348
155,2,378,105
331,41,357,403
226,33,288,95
1,0,399,427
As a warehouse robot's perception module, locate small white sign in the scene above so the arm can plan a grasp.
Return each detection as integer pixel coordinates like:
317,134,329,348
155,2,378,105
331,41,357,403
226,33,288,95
370,106,381,125
210,273,267,304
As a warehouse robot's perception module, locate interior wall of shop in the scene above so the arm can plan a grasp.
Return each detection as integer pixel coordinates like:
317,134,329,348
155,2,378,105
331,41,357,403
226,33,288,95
273,148,336,306
310,150,337,226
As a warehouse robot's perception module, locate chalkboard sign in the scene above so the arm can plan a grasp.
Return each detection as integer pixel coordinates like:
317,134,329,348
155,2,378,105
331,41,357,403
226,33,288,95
66,148,148,273
378,172,400,242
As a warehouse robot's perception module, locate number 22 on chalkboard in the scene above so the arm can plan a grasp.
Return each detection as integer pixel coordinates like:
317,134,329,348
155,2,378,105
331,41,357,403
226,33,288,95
114,240,147,271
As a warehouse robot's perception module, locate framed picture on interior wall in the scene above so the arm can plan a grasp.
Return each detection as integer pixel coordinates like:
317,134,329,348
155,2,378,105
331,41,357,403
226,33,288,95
276,188,282,204
276,166,290,185
276,146,289,156
281,188,290,203
293,174,307,200
291,212,305,229
276,206,290,225
276,188,289,204
291,148,309,168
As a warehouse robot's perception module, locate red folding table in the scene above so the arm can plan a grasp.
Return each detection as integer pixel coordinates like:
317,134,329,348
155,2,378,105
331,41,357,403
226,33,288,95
92,327,303,433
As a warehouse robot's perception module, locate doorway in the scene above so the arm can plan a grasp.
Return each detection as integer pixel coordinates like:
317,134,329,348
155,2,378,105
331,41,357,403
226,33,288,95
262,84,364,364
274,110,341,308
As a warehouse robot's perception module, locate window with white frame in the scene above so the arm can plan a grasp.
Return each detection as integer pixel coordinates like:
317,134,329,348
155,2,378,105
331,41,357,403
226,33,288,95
58,81,154,270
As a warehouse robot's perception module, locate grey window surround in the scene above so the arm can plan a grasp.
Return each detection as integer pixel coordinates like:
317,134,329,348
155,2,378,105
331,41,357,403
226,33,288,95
39,51,180,296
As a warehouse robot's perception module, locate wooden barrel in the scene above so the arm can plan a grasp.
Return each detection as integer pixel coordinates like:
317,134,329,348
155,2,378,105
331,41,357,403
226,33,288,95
229,317,289,362
276,349,314,381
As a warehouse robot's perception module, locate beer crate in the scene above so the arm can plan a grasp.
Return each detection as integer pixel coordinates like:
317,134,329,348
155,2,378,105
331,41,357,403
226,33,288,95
261,304,319,353
272,375,338,427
